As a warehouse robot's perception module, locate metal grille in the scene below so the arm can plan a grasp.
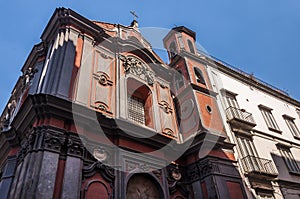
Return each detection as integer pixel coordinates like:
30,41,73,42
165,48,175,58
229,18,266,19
128,96,145,125
226,106,256,124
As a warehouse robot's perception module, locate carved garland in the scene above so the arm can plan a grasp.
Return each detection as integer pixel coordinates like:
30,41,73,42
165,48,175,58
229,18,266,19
186,159,220,182
120,55,155,85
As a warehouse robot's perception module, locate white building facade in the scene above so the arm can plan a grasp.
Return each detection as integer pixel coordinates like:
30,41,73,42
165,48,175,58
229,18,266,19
205,56,300,199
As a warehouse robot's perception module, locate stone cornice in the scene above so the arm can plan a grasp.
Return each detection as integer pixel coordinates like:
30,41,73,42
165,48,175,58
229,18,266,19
212,60,300,108
21,42,46,73
41,7,105,44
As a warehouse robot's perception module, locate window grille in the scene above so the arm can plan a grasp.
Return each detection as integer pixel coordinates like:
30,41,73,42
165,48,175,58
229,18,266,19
128,96,145,125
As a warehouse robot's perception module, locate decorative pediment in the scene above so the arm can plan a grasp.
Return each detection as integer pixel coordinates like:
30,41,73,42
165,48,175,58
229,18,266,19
120,55,155,85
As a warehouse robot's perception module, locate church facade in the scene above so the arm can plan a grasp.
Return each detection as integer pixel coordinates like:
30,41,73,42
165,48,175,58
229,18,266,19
1,7,299,199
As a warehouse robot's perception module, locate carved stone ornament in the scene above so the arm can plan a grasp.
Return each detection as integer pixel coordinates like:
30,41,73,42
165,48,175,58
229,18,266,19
125,161,152,172
16,133,35,163
159,100,173,114
162,128,176,138
95,72,113,86
120,55,155,85
186,159,219,181
167,163,189,196
67,137,84,157
83,161,115,187
93,148,108,162
22,67,38,86
171,169,182,181
43,132,66,152
94,101,112,115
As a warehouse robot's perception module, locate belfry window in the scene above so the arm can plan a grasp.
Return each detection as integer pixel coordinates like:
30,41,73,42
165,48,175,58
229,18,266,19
127,78,153,128
194,67,206,85
169,42,177,58
188,39,195,54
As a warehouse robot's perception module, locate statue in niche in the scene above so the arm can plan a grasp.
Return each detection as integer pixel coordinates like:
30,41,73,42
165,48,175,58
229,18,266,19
22,67,38,86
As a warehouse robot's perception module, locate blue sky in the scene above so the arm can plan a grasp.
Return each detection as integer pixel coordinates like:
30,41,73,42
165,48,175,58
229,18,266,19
1,0,300,111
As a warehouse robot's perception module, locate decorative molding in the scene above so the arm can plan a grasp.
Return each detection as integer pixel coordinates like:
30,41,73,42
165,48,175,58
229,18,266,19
93,101,112,115
67,136,84,157
82,161,115,187
162,128,176,138
17,132,36,164
125,161,139,172
152,169,162,181
99,52,110,59
186,159,220,182
125,160,151,172
43,131,66,153
94,72,113,86
93,148,108,162
167,164,189,196
159,101,173,114
120,55,155,85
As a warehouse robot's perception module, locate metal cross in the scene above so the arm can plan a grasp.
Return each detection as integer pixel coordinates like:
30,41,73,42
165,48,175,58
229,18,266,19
130,11,139,20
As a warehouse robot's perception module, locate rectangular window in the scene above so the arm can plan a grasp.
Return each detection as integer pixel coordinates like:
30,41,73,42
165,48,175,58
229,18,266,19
128,96,145,125
296,109,300,119
278,147,300,173
259,105,280,132
283,115,300,138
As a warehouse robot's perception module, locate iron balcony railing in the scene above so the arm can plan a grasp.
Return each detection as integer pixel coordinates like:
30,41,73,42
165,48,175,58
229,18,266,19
241,155,278,176
226,106,256,126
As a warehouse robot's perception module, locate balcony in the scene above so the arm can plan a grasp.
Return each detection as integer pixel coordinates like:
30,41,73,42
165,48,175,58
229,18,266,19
241,155,278,178
226,106,256,130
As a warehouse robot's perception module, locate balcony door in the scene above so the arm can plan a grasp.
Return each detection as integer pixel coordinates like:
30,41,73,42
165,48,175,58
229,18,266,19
225,91,243,119
225,92,239,109
235,135,262,172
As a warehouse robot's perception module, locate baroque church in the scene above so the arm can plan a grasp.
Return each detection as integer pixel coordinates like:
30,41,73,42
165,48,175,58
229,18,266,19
0,8,248,198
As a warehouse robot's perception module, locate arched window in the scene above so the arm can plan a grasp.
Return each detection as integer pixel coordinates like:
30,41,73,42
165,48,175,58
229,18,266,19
169,41,177,58
126,174,163,199
188,39,195,54
194,67,206,85
127,78,153,128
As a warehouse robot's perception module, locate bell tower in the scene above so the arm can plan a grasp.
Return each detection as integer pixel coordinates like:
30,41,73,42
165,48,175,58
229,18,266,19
163,26,226,141
163,26,247,199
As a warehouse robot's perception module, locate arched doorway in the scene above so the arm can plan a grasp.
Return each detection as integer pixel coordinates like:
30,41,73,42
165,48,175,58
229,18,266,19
126,174,163,199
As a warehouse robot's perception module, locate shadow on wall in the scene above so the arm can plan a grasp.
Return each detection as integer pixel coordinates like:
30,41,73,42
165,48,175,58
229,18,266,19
271,152,300,198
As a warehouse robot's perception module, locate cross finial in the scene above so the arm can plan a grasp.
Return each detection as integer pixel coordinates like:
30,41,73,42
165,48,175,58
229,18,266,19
130,11,138,21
